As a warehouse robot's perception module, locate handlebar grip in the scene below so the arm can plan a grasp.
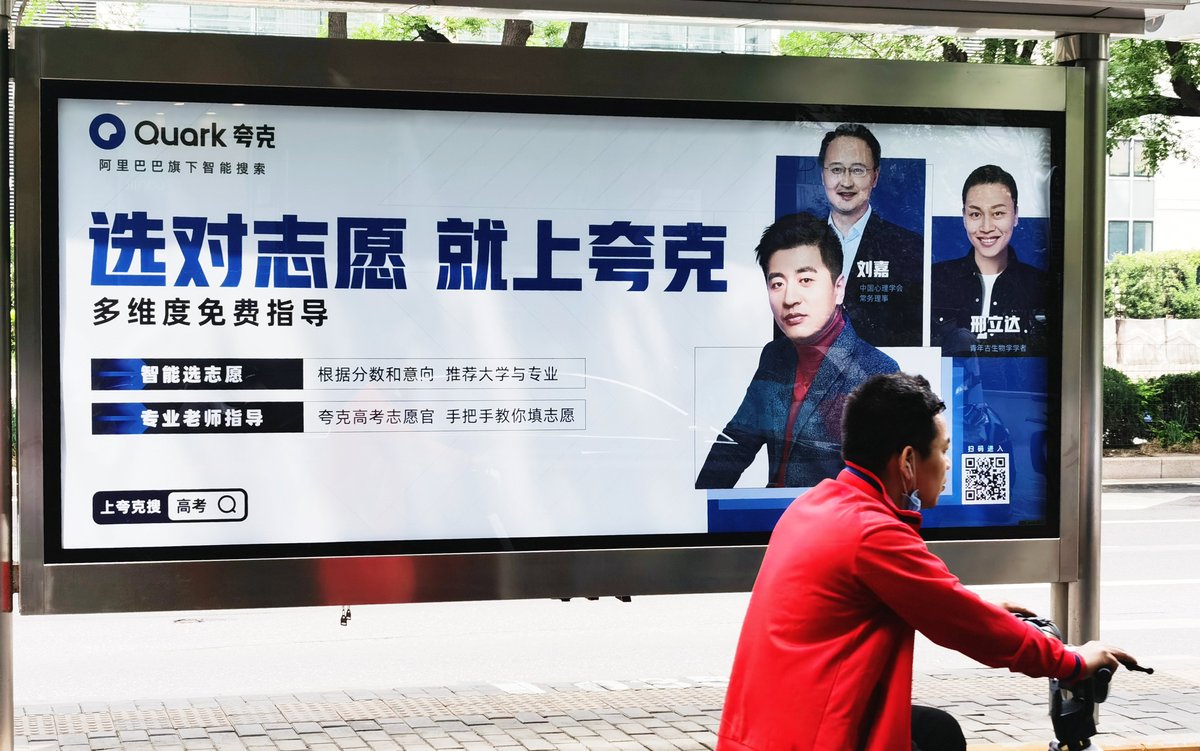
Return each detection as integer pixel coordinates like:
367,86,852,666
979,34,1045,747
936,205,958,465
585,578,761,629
1094,667,1113,703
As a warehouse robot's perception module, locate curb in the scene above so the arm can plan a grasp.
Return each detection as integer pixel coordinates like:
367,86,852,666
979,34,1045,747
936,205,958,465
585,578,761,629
1104,455,1200,481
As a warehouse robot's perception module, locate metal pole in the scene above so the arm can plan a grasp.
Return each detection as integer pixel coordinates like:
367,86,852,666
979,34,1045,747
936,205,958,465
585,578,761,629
1,0,15,746
1054,32,1108,645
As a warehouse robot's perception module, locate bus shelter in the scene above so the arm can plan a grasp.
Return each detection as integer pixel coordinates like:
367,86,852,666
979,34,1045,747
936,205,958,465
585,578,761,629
0,1,1187,748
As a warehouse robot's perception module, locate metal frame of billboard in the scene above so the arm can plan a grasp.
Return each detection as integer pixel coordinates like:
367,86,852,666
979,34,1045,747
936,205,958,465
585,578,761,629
15,26,1087,615
369,0,1182,35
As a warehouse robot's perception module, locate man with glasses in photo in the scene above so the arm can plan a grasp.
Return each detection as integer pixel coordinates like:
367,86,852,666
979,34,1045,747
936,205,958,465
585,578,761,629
819,123,924,347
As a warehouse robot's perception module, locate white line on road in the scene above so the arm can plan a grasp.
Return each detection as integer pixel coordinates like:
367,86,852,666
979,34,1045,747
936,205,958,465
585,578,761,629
1102,578,1200,586
1100,617,1200,630
974,579,1200,590
1104,518,1200,525
1104,544,1200,552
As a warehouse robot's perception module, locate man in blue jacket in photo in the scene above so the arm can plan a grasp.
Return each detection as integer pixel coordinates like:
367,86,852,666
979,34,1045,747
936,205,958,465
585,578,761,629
696,213,898,490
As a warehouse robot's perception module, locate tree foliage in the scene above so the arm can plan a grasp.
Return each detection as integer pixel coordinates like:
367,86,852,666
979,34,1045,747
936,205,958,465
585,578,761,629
1107,39,1200,171
348,14,495,43
778,31,1051,65
779,32,941,61
1104,249,1200,318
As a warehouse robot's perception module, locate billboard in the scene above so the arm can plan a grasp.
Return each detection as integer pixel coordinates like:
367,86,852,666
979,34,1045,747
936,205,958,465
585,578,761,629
16,29,1086,613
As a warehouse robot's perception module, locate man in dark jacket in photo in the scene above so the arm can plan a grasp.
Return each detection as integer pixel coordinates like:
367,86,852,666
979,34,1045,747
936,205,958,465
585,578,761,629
931,164,1050,356
820,123,925,347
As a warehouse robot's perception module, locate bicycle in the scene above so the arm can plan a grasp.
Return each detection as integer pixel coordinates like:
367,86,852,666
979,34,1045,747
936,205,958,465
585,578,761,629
1018,615,1153,751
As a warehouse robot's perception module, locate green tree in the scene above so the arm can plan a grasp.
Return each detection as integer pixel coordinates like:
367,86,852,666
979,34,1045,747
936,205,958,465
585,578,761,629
779,31,1050,65
1107,39,1200,171
778,31,1200,174
343,13,586,48
1104,250,1200,318
15,0,90,26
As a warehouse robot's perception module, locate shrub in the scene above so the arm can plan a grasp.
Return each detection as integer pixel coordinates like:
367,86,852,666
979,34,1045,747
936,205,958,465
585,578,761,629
1144,371,1200,430
1154,420,1196,448
1102,366,1146,448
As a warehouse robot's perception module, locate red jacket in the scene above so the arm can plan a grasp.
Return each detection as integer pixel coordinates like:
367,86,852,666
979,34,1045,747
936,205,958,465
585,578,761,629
717,466,1078,751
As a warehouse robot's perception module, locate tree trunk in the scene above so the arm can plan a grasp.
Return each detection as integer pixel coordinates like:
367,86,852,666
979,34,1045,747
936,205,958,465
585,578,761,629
940,40,968,62
564,21,588,49
1165,41,1200,115
327,11,347,39
502,19,534,46
417,25,452,43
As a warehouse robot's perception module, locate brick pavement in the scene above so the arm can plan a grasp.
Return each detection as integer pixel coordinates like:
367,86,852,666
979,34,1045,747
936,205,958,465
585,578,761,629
12,667,1200,751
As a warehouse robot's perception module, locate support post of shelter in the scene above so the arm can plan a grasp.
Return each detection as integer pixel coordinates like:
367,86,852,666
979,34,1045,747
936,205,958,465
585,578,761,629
1053,32,1108,645
1,0,14,747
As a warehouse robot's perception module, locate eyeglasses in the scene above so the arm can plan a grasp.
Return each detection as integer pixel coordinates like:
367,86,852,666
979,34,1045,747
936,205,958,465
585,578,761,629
825,164,873,179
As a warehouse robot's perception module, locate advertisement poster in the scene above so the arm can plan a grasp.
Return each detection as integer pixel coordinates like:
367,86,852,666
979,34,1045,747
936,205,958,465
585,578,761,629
49,90,1061,561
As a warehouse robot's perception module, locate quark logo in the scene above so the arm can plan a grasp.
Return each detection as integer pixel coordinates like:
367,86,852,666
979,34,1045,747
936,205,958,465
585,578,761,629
89,113,126,150
135,120,227,147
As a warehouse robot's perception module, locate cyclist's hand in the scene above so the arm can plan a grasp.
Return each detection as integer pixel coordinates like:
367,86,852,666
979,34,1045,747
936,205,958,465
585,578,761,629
998,600,1037,617
1074,641,1138,677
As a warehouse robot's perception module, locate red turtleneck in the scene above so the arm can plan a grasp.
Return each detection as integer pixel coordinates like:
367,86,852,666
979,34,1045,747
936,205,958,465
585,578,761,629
771,308,846,488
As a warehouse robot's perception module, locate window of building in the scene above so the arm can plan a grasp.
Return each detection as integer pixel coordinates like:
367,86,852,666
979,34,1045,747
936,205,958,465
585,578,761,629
1131,140,1152,177
246,8,320,36
1108,220,1129,259
189,6,254,33
1108,219,1154,259
1132,220,1153,253
585,22,622,48
627,24,687,50
1109,140,1131,176
1110,138,1153,178
742,27,773,54
686,26,733,52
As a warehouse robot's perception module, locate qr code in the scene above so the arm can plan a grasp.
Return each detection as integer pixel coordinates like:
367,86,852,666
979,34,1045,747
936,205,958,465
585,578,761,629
962,453,1010,505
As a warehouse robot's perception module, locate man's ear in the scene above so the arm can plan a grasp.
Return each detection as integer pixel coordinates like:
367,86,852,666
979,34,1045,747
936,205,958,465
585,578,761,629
898,445,915,483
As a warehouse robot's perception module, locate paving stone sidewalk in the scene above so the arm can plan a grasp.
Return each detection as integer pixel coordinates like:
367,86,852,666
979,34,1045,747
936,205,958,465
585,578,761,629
12,668,1200,751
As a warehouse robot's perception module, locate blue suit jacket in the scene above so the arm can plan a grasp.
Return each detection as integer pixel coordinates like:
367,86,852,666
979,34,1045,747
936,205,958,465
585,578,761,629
696,317,899,489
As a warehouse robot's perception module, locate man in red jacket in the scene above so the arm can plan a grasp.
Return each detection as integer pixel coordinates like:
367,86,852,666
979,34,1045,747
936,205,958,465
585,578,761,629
717,372,1136,751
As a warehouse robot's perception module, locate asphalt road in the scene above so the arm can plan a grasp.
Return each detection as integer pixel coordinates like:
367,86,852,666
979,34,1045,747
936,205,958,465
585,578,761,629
9,481,1200,706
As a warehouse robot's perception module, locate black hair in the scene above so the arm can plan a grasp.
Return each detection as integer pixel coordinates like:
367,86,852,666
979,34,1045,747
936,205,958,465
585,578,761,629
754,212,843,280
818,123,881,169
841,373,946,476
961,164,1019,209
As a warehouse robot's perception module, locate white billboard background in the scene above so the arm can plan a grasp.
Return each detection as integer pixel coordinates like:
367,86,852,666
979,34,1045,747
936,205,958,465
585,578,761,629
57,98,1050,552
